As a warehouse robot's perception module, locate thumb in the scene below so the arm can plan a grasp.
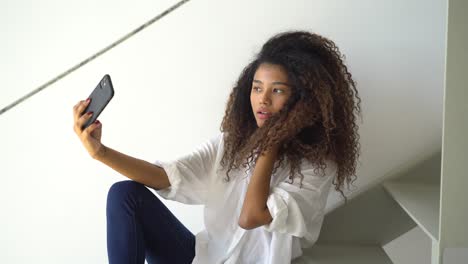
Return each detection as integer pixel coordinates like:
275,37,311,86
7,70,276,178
91,120,102,140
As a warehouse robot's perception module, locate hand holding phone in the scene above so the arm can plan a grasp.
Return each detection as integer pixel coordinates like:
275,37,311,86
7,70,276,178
81,74,115,130
73,74,115,159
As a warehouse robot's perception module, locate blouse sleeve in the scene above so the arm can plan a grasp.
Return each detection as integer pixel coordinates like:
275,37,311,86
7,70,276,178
151,133,222,205
262,160,337,245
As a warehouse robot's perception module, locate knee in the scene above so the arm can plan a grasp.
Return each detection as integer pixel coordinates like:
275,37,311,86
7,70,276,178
107,180,145,203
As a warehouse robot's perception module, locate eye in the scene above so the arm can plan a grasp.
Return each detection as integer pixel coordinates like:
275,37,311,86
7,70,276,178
274,88,284,94
252,86,261,92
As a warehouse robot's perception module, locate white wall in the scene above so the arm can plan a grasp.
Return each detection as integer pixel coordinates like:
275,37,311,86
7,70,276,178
1,0,446,263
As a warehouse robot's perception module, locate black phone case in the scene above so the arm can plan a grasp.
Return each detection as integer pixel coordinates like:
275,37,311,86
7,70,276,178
81,74,114,130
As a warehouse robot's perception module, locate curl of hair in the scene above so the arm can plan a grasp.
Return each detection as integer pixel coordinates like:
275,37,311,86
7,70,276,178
219,30,362,203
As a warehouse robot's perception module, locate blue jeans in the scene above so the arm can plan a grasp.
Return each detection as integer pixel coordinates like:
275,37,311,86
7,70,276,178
106,180,196,264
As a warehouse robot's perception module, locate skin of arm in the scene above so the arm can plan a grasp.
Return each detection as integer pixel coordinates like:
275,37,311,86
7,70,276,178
238,144,280,230
94,144,171,190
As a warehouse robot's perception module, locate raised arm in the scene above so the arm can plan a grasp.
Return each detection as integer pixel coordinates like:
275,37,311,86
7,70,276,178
94,145,170,190
72,98,169,190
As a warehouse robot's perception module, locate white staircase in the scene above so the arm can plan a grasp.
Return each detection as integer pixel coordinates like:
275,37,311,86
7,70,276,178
294,0,468,262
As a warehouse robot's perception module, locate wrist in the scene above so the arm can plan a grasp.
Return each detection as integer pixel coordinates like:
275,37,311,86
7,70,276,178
93,144,107,160
260,144,280,158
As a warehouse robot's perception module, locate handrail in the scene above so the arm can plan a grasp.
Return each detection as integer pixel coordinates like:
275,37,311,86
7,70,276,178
0,0,191,116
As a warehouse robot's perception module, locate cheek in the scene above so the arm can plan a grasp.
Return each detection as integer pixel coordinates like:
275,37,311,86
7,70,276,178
276,98,289,110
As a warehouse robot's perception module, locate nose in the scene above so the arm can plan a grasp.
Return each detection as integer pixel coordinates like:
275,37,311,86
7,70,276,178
259,91,271,105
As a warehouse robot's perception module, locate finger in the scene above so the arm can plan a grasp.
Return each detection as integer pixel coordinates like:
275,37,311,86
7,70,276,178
73,101,82,116
73,100,83,108
78,99,90,115
73,99,91,134
73,101,85,134
73,99,86,111
91,121,102,138
83,120,101,136
73,100,84,116
74,99,90,121
77,110,94,130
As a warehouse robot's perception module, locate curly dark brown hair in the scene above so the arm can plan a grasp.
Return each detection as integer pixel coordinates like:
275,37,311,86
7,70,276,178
219,30,362,203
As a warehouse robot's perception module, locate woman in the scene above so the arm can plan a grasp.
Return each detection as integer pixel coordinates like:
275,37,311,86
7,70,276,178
72,30,362,264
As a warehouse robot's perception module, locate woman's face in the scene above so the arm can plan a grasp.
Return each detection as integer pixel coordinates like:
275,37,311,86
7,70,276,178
250,63,292,127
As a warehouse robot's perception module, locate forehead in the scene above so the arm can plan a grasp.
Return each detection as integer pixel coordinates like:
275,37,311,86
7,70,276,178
253,63,289,82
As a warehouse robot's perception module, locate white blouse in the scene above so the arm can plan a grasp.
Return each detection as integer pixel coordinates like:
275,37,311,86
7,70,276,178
152,132,337,264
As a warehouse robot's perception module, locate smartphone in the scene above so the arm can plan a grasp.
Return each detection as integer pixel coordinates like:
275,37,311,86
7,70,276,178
81,74,115,130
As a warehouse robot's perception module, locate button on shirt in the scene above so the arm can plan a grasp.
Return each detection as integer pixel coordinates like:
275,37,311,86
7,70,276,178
152,132,337,264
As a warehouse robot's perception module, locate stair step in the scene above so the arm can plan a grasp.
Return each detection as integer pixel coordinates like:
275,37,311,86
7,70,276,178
292,244,392,264
383,181,439,241
317,185,415,245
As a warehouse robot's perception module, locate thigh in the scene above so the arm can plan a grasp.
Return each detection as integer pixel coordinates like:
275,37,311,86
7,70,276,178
135,182,196,264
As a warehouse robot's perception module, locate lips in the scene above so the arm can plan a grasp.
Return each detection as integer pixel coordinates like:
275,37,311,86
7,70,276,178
257,108,272,115
257,110,272,119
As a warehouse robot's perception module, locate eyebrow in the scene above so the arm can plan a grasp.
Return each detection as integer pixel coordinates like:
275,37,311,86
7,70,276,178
253,80,290,86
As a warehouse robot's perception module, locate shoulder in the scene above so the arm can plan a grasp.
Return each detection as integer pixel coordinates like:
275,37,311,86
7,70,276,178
202,132,224,146
198,132,225,157
299,157,338,179
211,132,225,147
